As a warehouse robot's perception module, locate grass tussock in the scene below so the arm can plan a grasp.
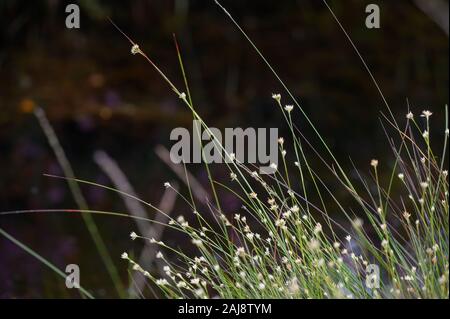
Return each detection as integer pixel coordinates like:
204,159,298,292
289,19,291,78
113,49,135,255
116,9,449,298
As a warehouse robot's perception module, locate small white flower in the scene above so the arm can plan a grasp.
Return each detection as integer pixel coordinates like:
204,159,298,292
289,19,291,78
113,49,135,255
421,110,432,119
284,105,294,113
398,173,404,180
249,192,258,199
294,161,300,167
130,231,138,240
314,223,323,234
278,137,284,145
272,93,281,103
420,182,429,189
164,182,171,188
370,159,378,168
422,130,429,139
192,239,203,247
275,219,286,227
156,251,164,259
236,247,246,257
230,172,237,181
179,92,186,99
270,162,278,170
131,263,141,271
121,252,128,260
291,205,300,213
131,44,140,55
282,210,292,219
406,112,414,120
402,275,413,281
258,282,266,290
442,170,448,177
156,278,168,286
176,281,187,288
308,238,320,251
228,153,236,161
445,128,449,136
177,215,185,223
345,235,352,242
190,278,200,285
381,239,389,247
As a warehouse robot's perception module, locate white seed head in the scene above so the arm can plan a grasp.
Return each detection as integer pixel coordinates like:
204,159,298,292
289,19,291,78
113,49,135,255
131,44,140,55
370,159,379,168
284,105,294,113
272,93,281,103
420,182,429,189
406,111,414,120
421,110,432,119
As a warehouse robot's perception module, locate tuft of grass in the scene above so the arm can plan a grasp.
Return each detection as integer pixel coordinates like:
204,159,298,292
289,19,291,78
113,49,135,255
113,4,449,298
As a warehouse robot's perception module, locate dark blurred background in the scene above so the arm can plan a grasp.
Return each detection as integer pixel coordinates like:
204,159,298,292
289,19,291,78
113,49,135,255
0,0,448,298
